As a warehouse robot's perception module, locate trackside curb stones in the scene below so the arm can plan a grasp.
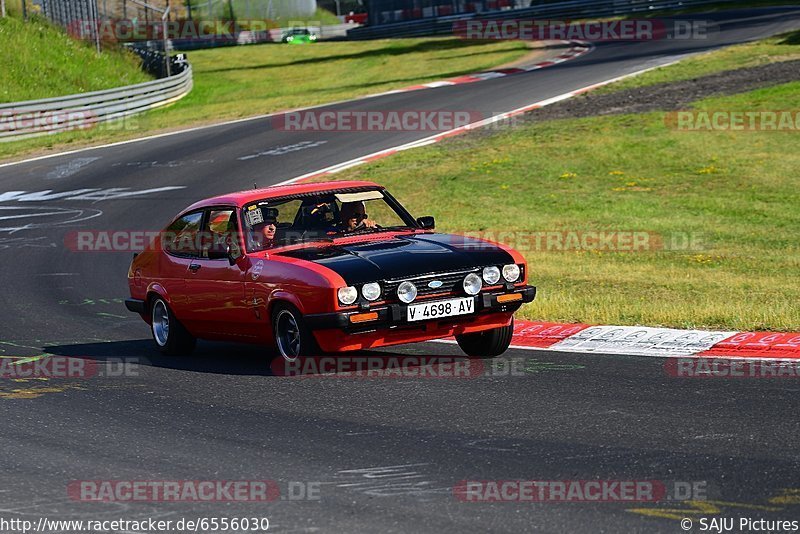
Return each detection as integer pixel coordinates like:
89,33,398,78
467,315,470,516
508,321,800,359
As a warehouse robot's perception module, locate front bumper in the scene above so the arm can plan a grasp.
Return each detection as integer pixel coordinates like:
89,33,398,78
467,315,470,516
305,285,536,332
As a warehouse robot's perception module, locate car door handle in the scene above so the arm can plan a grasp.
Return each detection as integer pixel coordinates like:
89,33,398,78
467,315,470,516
188,263,201,273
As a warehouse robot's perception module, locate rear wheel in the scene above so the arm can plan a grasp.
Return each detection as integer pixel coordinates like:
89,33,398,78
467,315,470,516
455,318,514,358
151,297,196,356
272,303,320,361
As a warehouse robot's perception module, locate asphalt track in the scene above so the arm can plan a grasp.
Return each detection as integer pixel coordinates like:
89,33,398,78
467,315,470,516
2,7,800,533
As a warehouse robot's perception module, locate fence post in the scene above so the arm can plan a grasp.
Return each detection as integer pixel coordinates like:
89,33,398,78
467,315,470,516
90,0,101,52
162,5,171,77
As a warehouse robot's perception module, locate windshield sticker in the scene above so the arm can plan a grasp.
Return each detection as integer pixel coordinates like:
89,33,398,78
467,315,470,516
246,208,264,226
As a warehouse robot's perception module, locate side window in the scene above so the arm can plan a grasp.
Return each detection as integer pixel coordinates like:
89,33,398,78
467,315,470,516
202,208,239,259
244,199,305,252
163,211,204,257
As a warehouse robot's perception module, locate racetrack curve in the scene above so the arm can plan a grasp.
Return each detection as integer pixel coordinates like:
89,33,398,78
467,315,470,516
2,7,800,532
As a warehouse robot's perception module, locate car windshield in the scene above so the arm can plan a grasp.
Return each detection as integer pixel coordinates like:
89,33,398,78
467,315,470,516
242,189,416,252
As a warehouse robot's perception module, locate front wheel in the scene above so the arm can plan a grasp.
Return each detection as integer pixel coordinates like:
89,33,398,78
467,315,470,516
271,303,320,361
455,318,514,358
150,297,196,356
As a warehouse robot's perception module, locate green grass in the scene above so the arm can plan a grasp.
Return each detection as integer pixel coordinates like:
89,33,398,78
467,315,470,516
153,37,527,124
320,75,800,331
181,0,341,25
311,7,344,26
0,15,151,103
0,36,528,160
595,29,800,94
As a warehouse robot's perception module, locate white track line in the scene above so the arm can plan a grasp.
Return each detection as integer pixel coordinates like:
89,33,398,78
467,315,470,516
273,57,686,187
0,43,590,169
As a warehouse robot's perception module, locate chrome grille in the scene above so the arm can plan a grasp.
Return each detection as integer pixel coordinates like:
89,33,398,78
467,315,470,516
383,269,478,301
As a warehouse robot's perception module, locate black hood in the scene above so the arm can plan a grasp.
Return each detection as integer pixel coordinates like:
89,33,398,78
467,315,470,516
276,233,515,284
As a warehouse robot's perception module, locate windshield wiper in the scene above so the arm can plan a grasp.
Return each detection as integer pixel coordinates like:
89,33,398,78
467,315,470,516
346,225,414,236
341,228,380,236
379,225,415,231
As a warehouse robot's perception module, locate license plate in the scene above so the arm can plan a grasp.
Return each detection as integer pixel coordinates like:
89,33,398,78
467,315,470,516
407,297,474,322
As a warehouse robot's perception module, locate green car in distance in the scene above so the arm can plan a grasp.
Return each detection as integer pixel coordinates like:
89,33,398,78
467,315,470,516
281,27,318,44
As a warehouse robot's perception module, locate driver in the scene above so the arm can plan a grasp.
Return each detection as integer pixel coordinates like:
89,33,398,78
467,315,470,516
337,201,377,232
250,209,278,250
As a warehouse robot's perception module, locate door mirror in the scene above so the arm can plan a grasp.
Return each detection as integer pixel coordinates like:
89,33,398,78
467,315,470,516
416,216,435,229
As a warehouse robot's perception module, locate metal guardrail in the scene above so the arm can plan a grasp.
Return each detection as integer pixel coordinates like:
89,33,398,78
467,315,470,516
348,0,734,39
0,61,193,142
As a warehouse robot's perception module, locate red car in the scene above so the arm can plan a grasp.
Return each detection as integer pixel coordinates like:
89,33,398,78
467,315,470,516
125,181,536,361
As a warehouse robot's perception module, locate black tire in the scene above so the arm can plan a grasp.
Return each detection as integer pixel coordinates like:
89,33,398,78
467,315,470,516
271,303,320,361
150,297,196,356
455,318,514,358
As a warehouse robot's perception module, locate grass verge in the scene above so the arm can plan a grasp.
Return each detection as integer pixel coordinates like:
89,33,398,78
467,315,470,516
0,15,151,103
321,44,800,331
1,35,528,160
595,29,800,94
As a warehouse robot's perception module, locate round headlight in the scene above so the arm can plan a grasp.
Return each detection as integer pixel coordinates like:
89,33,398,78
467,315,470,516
482,266,501,285
502,264,521,282
463,273,482,296
338,286,358,305
362,282,381,301
397,281,417,304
